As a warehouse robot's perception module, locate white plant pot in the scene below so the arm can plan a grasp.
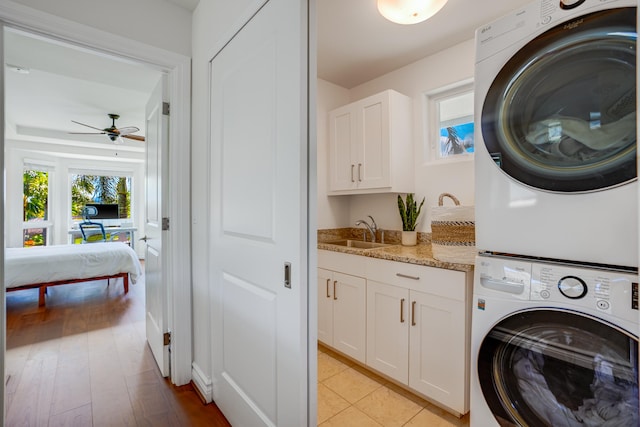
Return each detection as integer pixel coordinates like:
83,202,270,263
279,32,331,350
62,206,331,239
401,231,417,246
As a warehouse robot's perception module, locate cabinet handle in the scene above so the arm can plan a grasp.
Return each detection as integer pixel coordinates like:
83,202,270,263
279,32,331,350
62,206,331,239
333,280,337,300
326,279,330,298
400,298,405,323
351,164,355,182
411,301,416,326
396,273,420,280
358,163,362,181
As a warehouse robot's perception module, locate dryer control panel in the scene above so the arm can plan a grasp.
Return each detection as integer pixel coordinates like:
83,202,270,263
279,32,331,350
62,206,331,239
475,0,633,62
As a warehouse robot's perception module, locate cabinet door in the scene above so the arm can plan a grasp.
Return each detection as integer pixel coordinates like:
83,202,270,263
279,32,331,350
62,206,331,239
366,280,409,383
332,272,366,362
317,268,334,346
328,106,357,191
409,289,466,413
356,94,390,190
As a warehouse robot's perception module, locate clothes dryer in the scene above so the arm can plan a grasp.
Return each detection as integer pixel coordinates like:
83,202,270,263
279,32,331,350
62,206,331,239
470,253,638,426
474,0,637,267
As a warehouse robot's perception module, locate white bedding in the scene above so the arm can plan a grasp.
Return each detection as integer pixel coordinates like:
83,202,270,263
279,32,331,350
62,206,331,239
5,242,143,289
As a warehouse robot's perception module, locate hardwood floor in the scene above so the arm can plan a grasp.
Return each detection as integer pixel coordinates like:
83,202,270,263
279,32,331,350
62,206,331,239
5,274,230,426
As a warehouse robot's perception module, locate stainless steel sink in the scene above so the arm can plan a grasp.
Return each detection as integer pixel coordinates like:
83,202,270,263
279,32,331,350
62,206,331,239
323,239,392,249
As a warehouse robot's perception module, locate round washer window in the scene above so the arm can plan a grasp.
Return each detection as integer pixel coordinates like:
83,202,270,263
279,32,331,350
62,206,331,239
477,309,638,426
482,8,636,192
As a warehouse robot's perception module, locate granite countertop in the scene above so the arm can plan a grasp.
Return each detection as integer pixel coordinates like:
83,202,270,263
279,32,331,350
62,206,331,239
318,228,474,273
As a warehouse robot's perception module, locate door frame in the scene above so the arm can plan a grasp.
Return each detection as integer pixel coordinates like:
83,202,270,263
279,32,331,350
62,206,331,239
0,1,193,387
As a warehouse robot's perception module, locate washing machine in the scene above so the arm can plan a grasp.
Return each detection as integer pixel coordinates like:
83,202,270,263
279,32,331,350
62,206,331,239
474,0,637,268
470,253,638,426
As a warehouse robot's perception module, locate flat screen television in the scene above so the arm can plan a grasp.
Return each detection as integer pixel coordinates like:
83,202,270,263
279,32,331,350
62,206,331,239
85,203,120,219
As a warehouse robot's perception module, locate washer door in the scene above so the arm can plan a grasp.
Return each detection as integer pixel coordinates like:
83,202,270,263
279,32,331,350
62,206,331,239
478,309,639,426
481,7,636,192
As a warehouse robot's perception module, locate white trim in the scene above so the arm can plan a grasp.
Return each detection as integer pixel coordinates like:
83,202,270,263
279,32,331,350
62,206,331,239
0,2,185,70
23,158,55,170
191,362,213,403
167,56,193,386
0,22,6,427
22,220,53,227
307,2,318,425
423,78,475,164
0,2,193,387
68,167,137,177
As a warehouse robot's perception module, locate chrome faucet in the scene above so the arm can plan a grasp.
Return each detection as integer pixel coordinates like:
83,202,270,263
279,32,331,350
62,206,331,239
355,215,378,242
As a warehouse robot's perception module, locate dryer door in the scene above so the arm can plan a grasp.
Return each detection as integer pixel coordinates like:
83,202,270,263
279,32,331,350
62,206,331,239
477,309,638,426
481,7,636,193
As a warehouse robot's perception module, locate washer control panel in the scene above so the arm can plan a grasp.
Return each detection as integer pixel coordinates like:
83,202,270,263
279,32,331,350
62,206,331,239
530,262,636,321
559,0,586,10
475,255,638,324
557,276,587,299
475,256,532,301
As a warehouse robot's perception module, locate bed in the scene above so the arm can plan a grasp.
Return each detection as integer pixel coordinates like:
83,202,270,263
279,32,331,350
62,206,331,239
5,242,143,306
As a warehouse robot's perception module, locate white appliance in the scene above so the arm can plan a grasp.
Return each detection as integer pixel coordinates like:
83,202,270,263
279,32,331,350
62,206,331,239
474,0,637,268
470,254,638,426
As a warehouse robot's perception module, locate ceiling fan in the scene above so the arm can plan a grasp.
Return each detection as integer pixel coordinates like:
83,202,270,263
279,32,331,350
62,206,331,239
70,113,145,143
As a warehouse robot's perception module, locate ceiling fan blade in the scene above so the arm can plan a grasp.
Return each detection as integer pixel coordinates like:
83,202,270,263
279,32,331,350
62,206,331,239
69,131,107,135
123,134,146,142
71,120,107,132
116,126,140,136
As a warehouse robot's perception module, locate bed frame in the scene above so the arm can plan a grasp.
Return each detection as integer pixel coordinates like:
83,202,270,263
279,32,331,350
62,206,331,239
6,272,129,307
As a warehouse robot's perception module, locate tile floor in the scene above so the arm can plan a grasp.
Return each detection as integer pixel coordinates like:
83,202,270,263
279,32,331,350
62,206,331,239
317,345,470,427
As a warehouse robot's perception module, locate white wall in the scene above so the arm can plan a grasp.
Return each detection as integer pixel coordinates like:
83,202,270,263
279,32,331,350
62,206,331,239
9,0,192,57
318,39,476,234
5,139,145,256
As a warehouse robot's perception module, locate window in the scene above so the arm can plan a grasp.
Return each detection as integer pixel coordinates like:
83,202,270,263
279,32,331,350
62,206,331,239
23,168,51,247
426,80,475,161
71,174,132,221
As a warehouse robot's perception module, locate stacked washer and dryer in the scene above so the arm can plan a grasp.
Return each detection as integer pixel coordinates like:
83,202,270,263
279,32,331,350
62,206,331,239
471,0,639,426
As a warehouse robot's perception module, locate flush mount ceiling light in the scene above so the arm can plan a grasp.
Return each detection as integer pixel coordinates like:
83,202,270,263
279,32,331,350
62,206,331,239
377,0,449,25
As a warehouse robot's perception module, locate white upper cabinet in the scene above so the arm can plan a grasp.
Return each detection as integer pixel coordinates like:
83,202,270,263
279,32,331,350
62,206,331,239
328,90,414,195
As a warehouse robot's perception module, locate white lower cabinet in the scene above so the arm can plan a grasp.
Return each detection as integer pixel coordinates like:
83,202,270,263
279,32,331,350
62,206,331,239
408,288,467,412
318,250,471,415
365,258,471,415
366,280,409,382
317,267,366,363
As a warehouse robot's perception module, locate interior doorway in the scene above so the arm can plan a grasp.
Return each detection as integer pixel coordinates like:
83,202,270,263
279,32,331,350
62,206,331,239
0,7,193,424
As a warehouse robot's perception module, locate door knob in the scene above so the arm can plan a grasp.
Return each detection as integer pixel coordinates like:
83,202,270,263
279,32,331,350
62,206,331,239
140,235,149,242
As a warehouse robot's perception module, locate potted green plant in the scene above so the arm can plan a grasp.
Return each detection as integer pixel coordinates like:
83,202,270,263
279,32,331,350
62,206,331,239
397,193,425,246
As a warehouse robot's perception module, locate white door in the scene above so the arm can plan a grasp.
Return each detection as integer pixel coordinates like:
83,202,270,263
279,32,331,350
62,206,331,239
209,0,309,426
145,76,170,377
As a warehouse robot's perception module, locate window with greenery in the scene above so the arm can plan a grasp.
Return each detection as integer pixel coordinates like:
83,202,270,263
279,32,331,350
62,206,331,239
23,169,50,247
71,174,132,220
426,80,475,161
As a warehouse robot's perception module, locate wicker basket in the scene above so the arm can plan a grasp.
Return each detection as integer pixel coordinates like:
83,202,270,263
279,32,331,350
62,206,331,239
431,193,476,264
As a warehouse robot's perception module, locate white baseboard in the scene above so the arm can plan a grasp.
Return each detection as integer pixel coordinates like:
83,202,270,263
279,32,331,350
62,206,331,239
191,362,213,403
